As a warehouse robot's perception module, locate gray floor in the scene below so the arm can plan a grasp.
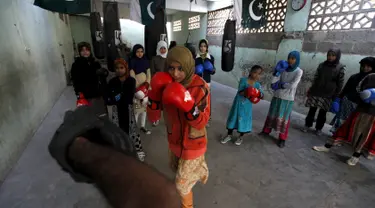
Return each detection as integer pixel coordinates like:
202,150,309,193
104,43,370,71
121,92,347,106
0,81,374,208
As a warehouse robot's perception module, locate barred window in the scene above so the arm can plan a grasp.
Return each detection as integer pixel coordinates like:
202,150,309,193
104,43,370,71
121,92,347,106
207,0,287,36
173,20,182,32
307,0,375,31
188,15,201,30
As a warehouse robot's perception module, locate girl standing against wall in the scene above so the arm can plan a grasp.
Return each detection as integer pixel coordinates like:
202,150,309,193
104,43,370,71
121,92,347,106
261,51,303,148
302,49,345,135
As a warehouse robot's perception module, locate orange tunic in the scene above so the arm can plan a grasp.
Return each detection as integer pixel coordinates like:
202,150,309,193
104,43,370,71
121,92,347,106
149,75,210,160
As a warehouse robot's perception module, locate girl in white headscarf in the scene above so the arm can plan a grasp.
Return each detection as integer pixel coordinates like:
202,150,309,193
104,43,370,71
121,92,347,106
150,41,168,76
150,41,168,126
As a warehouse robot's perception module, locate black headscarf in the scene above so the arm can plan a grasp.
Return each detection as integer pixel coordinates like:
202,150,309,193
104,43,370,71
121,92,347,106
359,57,375,74
130,44,149,75
325,48,341,66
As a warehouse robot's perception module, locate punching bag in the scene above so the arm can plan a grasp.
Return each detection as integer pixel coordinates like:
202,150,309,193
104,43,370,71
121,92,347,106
221,19,236,72
90,12,106,59
103,2,121,72
144,7,167,60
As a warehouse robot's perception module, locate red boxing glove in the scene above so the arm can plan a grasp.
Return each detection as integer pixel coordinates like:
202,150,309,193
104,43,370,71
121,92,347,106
250,97,260,104
135,83,149,100
148,72,173,110
76,93,89,107
245,87,260,98
162,82,195,113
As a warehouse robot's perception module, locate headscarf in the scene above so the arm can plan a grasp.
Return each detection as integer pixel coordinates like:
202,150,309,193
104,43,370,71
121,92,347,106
359,57,375,74
114,58,129,79
287,51,300,72
169,41,177,50
166,46,195,87
131,44,149,75
77,42,95,62
325,48,342,66
156,41,168,58
199,39,209,57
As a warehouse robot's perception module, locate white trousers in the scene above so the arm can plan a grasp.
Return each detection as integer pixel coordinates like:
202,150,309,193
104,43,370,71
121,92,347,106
135,111,147,128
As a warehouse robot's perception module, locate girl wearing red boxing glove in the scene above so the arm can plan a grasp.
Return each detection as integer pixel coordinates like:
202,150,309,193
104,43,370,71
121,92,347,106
221,65,264,146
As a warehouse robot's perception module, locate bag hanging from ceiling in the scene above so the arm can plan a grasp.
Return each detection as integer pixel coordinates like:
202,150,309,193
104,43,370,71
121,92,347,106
103,1,121,72
144,6,167,60
34,0,90,14
90,12,106,59
221,19,236,72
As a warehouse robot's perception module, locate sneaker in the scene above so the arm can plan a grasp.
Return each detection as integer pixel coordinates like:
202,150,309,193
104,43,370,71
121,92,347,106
234,137,243,146
277,139,285,148
206,122,210,128
346,156,360,166
312,145,330,152
301,126,309,133
365,153,374,160
221,135,232,144
329,127,337,133
315,130,323,136
152,120,160,127
141,127,151,135
137,151,146,162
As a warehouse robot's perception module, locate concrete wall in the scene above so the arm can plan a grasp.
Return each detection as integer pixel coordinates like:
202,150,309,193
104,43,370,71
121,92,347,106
207,0,375,114
0,0,74,181
168,11,208,49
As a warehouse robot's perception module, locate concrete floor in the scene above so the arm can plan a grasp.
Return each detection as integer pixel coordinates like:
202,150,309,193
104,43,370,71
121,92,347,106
0,81,375,208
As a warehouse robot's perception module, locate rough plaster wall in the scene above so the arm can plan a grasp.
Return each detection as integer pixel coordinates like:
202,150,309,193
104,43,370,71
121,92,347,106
169,11,208,48
69,15,93,53
0,0,74,181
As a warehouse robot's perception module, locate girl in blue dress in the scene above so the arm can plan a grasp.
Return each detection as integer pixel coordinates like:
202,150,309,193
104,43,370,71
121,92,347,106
221,65,264,146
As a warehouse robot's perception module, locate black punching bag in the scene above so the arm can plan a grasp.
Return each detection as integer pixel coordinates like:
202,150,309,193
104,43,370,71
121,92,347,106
221,20,236,72
103,1,121,72
90,12,105,59
144,7,167,60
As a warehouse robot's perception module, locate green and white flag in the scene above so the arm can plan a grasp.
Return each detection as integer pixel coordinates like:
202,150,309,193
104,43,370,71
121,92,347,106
241,0,267,29
139,0,165,26
34,0,90,14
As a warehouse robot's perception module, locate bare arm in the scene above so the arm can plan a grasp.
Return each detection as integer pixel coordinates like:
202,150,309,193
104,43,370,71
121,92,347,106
69,137,180,208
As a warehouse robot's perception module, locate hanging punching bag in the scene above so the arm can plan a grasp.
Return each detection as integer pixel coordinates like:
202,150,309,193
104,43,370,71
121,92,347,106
103,1,121,72
144,7,167,60
90,12,106,59
221,19,236,72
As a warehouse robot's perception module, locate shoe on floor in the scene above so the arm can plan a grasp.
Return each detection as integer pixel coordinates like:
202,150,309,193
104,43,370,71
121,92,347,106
235,137,243,146
301,126,309,133
365,153,374,160
152,120,160,127
137,151,146,162
312,145,330,152
346,156,360,166
221,135,232,144
206,122,210,128
277,139,285,148
315,130,323,136
141,127,151,135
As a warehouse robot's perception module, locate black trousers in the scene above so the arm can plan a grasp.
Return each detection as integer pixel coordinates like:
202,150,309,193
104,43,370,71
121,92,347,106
305,107,327,130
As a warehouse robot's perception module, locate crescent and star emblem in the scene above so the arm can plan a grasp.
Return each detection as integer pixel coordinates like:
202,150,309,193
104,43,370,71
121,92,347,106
147,2,155,19
249,0,263,21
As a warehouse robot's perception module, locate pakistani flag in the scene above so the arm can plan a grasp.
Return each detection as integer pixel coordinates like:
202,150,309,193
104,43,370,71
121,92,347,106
242,0,267,29
34,0,90,14
139,0,166,26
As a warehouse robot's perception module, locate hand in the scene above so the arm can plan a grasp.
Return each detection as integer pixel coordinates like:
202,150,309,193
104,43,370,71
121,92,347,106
48,106,137,182
115,94,121,101
282,83,291,89
360,88,375,104
203,60,214,72
271,81,284,91
195,64,204,75
148,72,173,104
273,60,288,77
162,82,196,113
330,98,341,113
245,87,260,98
250,97,260,104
